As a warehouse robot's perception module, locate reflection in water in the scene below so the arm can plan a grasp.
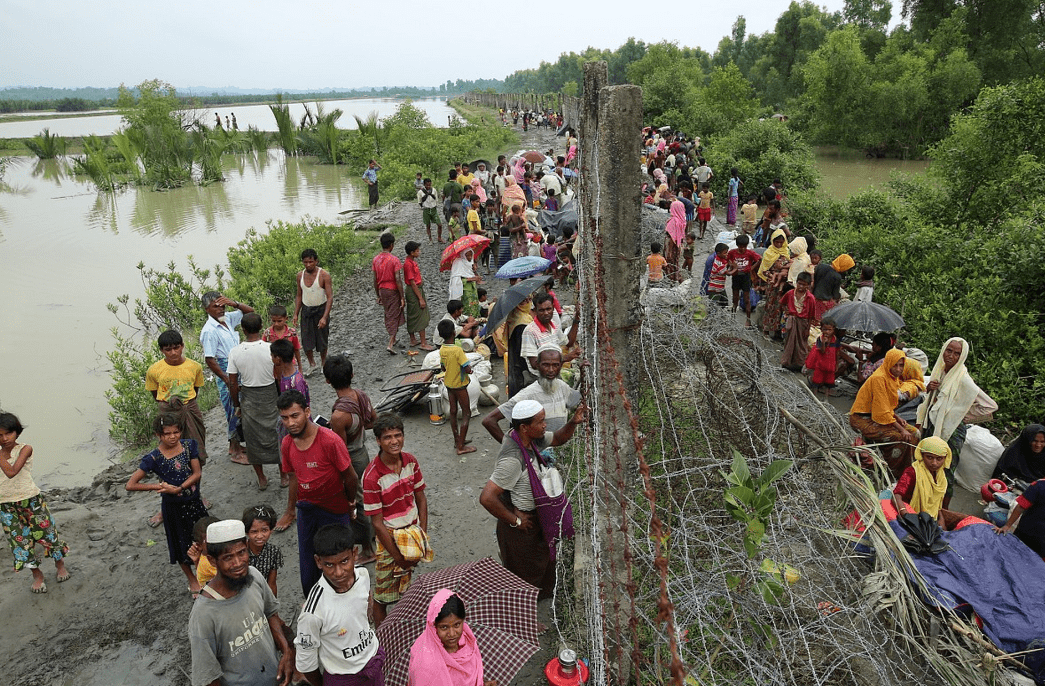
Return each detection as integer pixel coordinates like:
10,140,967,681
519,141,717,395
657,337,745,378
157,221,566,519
32,159,71,184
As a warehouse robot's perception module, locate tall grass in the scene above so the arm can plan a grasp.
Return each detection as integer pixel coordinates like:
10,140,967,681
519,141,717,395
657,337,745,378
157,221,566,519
269,94,297,155
24,128,67,159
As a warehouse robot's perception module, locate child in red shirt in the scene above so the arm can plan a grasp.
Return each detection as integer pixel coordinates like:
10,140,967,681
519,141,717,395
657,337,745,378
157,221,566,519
726,234,761,327
263,304,302,371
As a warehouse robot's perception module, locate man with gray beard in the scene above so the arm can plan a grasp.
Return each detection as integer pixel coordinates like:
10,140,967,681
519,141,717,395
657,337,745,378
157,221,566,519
188,520,295,686
482,345,581,442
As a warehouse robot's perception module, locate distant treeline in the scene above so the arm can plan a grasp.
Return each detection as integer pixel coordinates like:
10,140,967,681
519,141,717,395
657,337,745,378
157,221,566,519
501,0,1045,156
0,79,506,114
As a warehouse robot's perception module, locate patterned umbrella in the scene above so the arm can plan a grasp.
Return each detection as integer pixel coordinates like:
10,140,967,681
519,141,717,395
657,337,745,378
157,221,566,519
828,300,905,332
439,234,490,272
495,255,552,280
376,557,541,686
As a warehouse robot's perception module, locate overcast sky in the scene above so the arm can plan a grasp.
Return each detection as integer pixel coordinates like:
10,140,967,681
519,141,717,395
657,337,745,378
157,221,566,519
2,0,890,91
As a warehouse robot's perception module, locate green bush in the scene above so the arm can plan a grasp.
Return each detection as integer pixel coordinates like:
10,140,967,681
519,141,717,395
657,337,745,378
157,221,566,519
704,119,820,204
106,219,395,450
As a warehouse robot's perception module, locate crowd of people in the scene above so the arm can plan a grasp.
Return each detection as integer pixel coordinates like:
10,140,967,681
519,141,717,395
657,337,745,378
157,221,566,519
642,124,1045,559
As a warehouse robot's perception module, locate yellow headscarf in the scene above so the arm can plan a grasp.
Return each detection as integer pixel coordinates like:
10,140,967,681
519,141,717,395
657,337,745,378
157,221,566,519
898,357,926,399
909,436,952,518
757,229,790,280
832,254,855,273
851,348,906,424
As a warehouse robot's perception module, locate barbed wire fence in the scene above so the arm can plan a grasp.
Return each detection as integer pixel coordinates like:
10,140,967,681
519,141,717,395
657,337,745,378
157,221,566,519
549,61,1017,686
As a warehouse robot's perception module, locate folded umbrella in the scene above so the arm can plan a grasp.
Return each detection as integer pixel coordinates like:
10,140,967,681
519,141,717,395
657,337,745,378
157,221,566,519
827,300,905,332
479,277,545,337
495,256,552,280
376,557,541,686
439,234,490,272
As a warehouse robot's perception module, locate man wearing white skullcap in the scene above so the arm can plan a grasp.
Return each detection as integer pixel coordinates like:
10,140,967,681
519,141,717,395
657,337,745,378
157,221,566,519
188,519,295,686
479,397,586,598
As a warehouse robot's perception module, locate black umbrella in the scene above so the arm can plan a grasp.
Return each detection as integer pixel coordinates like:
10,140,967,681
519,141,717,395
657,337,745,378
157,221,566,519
479,277,546,338
828,300,905,332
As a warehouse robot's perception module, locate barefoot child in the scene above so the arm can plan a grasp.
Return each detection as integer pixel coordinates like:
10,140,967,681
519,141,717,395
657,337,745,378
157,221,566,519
404,241,435,351
242,504,284,597
780,272,814,372
726,234,760,327
804,317,850,397
295,524,383,684
697,182,715,239
363,414,431,627
263,305,302,372
438,320,476,455
0,412,71,594
126,413,208,597
448,207,462,242
682,232,696,273
647,242,667,285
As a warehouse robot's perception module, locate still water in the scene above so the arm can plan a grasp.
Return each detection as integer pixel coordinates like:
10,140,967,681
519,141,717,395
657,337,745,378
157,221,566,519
814,146,929,198
0,150,364,488
0,97,456,139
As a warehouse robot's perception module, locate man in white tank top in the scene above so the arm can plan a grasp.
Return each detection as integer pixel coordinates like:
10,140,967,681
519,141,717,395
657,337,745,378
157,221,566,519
294,249,333,374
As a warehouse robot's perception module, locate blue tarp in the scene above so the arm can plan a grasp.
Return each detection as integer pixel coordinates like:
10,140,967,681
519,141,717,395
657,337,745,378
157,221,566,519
887,519,1045,683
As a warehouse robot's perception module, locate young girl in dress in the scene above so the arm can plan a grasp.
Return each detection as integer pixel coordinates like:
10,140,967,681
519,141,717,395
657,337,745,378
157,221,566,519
0,412,71,593
126,413,207,597
242,504,284,597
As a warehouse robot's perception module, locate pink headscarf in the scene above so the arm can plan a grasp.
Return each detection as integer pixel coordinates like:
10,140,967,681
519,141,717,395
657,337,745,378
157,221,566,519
565,145,577,165
513,158,527,184
470,178,487,204
665,200,686,246
408,589,484,686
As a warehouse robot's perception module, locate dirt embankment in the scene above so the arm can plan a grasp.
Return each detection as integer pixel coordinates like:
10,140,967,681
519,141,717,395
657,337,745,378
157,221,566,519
0,124,567,686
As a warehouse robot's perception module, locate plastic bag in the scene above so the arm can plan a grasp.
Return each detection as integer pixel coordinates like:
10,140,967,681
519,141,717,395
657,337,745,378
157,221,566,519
955,425,1004,493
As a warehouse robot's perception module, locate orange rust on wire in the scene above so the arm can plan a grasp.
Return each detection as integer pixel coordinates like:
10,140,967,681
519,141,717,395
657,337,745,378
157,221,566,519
584,229,687,686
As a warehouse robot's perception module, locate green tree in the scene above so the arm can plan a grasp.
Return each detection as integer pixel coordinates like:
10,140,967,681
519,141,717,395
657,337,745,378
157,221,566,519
844,0,892,30
799,26,873,148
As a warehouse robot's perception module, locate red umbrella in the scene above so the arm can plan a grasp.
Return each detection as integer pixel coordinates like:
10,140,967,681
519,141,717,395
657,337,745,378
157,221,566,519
522,150,546,163
439,234,490,271
375,558,541,686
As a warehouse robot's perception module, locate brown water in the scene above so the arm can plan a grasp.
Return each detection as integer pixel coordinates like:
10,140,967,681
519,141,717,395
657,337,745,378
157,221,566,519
814,146,930,199
0,151,362,488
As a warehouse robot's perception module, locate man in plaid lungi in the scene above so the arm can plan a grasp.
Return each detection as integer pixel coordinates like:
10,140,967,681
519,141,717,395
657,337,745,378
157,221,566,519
362,414,430,626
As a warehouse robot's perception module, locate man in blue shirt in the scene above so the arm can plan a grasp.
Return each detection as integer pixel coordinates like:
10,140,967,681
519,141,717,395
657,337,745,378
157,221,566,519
200,291,254,463
362,159,382,210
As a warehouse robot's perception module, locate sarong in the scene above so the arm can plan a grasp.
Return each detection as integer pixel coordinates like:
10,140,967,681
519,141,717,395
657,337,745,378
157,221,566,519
158,397,208,466
813,297,836,323
664,235,680,280
378,288,404,336
368,181,379,207
160,495,208,565
405,283,430,335
727,195,738,225
374,528,433,604
0,494,68,571
511,236,528,259
496,513,554,599
215,357,240,442
323,646,386,686
299,303,329,353
762,281,786,337
461,280,480,319
782,315,811,368
296,501,352,595
239,383,281,465
348,446,373,550
849,414,919,479
498,234,512,267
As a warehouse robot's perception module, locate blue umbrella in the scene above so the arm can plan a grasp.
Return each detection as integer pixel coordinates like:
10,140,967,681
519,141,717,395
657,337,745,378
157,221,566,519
495,256,552,280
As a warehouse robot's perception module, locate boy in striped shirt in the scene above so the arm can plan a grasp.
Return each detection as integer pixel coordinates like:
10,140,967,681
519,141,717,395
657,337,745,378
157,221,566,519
706,243,733,307
362,414,430,627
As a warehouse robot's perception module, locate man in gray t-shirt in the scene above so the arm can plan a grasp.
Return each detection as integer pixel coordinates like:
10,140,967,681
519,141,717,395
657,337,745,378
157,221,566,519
189,520,294,686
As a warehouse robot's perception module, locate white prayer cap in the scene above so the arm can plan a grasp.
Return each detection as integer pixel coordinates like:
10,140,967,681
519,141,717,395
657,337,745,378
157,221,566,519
207,519,246,544
512,399,544,420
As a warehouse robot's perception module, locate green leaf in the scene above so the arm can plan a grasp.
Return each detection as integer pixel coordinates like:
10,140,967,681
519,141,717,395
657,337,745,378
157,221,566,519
759,459,793,486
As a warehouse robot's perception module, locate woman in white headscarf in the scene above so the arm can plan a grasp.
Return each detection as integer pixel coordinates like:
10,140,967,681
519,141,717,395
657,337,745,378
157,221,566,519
449,249,481,318
786,236,812,285
916,337,997,504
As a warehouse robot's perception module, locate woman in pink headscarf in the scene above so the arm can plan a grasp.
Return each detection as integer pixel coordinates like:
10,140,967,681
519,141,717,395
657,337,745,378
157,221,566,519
512,157,527,185
663,199,686,281
564,144,577,166
408,589,496,686
469,178,487,204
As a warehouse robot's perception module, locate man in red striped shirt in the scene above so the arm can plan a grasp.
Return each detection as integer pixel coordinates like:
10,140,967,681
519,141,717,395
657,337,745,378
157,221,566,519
362,414,429,626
